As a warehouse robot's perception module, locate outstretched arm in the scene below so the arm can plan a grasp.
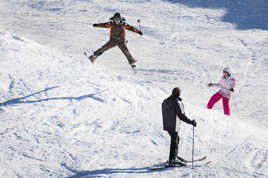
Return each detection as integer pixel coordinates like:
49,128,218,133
208,78,223,88
176,101,195,126
177,111,193,125
208,80,222,88
125,24,143,35
93,22,112,28
209,78,236,91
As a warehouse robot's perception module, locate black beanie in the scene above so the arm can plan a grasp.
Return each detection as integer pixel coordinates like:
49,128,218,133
114,13,121,19
172,87,181,97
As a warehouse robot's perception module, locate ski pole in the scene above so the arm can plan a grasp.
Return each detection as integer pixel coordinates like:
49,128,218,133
137,19,142,32
192,126,194,169
233,94,238,113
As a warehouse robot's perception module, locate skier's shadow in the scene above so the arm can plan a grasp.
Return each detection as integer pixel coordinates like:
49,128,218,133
63,163,169,178
136,68,177,74
0,86,105,108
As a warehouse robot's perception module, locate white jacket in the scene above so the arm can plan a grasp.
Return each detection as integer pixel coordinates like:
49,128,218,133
213,76,236,98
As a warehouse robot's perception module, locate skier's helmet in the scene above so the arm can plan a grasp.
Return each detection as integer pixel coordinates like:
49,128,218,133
172,87,181,97
223,67,231,76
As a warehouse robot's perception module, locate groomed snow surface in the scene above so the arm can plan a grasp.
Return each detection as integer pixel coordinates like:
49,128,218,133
0,0,268,177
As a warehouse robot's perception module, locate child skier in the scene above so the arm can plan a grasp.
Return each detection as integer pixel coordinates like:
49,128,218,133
207,67,236,116
88,13,143,69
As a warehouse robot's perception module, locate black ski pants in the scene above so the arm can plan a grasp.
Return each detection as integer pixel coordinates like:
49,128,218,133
168,131,180,162
93,40,136,65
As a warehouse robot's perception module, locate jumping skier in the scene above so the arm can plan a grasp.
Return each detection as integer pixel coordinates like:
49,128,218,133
162,87,197,166
207,67,236,116
87,13,143,69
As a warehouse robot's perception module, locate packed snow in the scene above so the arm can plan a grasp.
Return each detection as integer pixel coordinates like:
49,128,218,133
0,0,267,177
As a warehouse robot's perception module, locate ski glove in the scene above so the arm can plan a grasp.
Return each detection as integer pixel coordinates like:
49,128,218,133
138,31,143,35
208,83,214,87
192,120,197,127
93,24,97,27
230,88,234,92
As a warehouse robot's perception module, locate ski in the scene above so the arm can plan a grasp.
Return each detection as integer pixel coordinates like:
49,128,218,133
84,52,89,58
84,52,91,62
150,161,186,170
149,157,210,171
177,156,207,163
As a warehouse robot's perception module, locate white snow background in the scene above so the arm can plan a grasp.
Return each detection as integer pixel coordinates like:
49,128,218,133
0,0,268,177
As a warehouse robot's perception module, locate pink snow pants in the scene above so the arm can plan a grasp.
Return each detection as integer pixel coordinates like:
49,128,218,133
207,92,230,115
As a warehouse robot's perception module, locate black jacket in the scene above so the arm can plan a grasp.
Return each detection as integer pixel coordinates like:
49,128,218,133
162,95,193,133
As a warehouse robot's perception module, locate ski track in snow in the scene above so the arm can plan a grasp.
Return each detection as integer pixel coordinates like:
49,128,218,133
0,0,268,177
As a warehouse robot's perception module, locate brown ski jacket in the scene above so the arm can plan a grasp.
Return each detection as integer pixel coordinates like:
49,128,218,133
93,21,141,42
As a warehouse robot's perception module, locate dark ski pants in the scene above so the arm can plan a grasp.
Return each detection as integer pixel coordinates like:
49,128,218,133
168,131,180,162
93,40,136,65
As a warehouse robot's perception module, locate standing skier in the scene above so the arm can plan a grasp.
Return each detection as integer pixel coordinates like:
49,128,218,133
207,67,236,116
162,87,197,166
88,13,143,69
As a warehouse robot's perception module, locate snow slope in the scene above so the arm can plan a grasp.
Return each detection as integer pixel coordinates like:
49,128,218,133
0,0,268,177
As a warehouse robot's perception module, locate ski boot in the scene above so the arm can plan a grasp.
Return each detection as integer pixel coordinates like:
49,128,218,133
130,63,137,73
131,64,136,69
130,59,137,69
168,158,186,167
89,55,97,63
